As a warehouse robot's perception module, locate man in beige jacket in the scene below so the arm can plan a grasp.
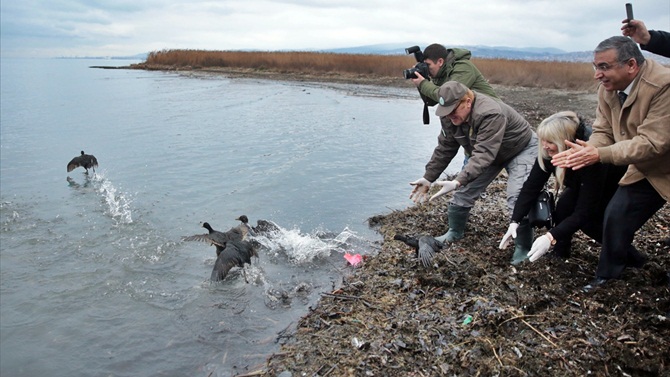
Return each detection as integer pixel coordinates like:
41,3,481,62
552,36,669,291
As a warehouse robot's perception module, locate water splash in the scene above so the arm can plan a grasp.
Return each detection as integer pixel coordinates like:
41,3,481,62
252,223,368,264
91,172,133,224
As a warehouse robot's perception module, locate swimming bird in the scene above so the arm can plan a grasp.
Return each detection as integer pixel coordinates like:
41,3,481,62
211,239,260,283
182,216,252,256
67,151,98,174
393,234,444,268
251,219,281,236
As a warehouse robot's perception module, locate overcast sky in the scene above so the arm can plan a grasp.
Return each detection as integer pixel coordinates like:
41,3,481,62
1,0,669,58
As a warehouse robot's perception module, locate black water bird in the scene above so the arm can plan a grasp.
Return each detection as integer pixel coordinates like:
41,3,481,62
211,239,260,283
393,234,444,267
251,219,281,236
182,216,252,256
67,151,98,174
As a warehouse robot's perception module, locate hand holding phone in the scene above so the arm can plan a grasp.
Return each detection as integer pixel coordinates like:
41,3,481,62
625,3,634,23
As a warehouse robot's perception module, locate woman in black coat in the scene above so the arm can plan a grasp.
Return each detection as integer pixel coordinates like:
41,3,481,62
499,111,626,262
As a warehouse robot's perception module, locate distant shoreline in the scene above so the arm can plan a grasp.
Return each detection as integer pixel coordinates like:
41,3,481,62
100,63,411,88
91,63,598,127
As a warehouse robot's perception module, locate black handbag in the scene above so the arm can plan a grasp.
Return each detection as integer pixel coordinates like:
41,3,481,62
528,189,555,229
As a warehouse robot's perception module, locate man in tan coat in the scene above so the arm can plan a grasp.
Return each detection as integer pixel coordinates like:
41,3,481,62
552,36,669,291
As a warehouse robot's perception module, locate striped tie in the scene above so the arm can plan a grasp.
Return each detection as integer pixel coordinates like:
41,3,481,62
618,91,628,106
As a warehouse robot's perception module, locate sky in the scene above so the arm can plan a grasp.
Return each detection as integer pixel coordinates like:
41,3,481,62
1,0,669,58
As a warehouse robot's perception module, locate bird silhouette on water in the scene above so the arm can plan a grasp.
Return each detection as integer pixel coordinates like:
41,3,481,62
183,215,263,282
211,239,260,283
67,151,98,174
393,234,444,267
182,216,252,256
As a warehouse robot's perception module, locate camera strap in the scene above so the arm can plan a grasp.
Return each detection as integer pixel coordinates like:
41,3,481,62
423,103,430,125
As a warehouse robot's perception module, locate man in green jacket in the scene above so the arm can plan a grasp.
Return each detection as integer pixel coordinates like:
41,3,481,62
410,44,499,105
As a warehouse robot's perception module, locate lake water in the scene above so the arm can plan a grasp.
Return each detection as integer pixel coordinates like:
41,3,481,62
0,58,464,376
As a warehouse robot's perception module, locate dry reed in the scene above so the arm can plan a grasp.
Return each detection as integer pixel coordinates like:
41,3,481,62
138,49,598,91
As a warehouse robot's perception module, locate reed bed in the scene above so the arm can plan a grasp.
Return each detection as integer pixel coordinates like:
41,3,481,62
138,49,598,91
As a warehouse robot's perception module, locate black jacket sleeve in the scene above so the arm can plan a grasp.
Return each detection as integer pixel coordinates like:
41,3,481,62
641,30,670,58
511,159,552,223
549,163,608,241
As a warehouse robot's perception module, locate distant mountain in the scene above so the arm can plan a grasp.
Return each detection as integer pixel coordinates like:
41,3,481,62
317,43,669,64
57,52,148,60
318,43,586,61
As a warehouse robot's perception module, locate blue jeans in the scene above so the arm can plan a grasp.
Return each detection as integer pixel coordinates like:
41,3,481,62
450,133,538,212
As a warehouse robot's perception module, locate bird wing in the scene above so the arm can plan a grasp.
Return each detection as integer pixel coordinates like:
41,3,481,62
225,223,249,241
210,243,245,282
208,230,237,246
67,156,83,172
182,233,226,248
211,254,237,282
418,236,443,268
234,240,259,264
183,233,226,255
210,240,260,282
88,155,99,168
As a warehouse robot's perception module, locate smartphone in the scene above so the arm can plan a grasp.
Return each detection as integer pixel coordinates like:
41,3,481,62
625,3,634,22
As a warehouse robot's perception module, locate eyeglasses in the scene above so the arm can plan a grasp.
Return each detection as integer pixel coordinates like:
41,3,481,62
592,59,629,72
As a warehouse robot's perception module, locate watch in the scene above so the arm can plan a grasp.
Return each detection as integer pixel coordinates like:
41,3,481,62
547,233,556,245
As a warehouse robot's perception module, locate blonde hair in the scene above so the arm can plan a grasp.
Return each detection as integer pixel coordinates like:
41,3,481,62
536,111,580,188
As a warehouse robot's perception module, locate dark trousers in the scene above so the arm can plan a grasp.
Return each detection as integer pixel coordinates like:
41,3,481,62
552,164,627,257
554,186,604,241
596,179,666,279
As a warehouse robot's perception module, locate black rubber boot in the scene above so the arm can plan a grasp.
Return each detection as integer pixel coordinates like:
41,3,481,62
435,205,471,243
511,219,533,265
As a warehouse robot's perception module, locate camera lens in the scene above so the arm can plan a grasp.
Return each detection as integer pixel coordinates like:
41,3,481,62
402,68,417,79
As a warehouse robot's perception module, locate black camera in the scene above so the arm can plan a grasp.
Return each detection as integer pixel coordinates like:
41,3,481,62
402,45,430,79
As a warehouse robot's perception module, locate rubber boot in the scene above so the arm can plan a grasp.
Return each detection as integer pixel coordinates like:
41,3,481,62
435,205,471,243
511,219,533,265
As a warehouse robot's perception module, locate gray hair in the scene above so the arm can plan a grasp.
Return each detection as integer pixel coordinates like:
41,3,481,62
595,36,645,66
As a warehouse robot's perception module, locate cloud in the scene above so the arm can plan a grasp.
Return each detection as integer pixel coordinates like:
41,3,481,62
1,0,668,58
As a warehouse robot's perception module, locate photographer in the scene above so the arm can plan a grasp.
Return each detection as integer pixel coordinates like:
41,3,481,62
409,44,499,103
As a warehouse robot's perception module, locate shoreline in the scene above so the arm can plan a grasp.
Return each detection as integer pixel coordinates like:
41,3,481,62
121,65,669,376
120,64,599,126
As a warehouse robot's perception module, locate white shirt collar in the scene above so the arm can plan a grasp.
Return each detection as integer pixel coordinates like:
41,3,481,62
620,80,634,96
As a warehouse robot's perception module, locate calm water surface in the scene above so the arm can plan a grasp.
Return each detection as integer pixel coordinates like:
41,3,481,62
0,58,463,376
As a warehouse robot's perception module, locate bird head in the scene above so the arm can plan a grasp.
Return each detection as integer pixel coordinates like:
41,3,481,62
201,222,214,232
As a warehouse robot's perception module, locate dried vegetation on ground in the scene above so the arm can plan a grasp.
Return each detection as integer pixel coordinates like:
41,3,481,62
133,49,599,91
264,177,669,376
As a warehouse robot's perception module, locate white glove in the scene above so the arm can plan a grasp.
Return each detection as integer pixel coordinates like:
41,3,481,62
498,222,519,249
528,234,552,262
409,178,431,204
429,180,460,201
